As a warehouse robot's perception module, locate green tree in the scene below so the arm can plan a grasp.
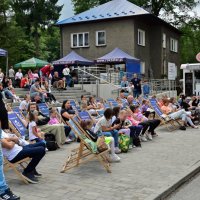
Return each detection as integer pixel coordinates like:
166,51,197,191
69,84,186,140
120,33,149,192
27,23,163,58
180,18,200,63
12,0,63,57
72,0,198,18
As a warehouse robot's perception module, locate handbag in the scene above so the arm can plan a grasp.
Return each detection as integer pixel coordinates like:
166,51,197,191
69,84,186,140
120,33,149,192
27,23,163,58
96,136,108,152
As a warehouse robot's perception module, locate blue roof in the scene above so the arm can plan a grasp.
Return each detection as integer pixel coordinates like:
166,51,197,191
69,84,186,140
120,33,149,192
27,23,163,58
57,0,149,25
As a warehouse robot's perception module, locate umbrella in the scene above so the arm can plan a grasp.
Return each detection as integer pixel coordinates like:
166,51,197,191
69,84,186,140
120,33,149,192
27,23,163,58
14,57,49,68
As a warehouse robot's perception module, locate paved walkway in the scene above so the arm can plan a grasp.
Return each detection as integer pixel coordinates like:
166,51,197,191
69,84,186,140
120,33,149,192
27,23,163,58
5,127,200,200
168,173,200,200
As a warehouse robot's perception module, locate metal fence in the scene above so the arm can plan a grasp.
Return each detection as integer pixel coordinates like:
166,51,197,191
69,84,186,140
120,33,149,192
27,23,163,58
76,66,176,96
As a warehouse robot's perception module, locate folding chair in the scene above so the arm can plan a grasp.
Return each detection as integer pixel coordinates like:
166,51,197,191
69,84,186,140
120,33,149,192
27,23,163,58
78,111,94,122
104,103,111,109
61,118,111,173
12,107,25,120
38,103,50,116
8,112,28,138
4,158,30,184
97,110,104,117
149,99,181,131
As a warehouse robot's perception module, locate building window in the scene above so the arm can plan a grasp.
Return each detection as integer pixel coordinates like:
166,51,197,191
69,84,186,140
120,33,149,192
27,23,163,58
170,38,178,52
71,32,89,48
96,31,106,46
141,61,145,74
138,29,145,46
163,33,166,48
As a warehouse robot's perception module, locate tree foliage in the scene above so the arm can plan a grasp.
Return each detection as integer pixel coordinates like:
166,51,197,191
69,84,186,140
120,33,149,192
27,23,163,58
0,0,62,71
72,0,198,17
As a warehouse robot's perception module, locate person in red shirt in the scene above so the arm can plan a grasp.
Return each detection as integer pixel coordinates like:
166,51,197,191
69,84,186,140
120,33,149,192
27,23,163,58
40,64,54,81
20,74,30,89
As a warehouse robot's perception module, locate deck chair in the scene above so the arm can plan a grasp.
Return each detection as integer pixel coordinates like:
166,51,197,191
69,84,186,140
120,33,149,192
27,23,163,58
4,157,30,184
8,112,28,138
61,118,111,173
38,103,50,116
104,103,111,109
97,110,104,117
78,111,94,122
149,99,181,131
12,107,25,120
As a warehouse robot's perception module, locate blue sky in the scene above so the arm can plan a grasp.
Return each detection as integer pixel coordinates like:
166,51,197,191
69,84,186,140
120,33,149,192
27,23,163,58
58,0,200,20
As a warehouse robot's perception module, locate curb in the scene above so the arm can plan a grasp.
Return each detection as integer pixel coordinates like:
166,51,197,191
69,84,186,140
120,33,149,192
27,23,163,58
145,163,200,200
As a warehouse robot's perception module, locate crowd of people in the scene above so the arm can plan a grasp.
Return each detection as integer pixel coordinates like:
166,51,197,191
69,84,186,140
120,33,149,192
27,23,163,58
0,65,199,200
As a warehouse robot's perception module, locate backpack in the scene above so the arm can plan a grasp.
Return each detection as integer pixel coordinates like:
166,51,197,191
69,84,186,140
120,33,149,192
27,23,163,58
44,133,59,151
119,134,130,153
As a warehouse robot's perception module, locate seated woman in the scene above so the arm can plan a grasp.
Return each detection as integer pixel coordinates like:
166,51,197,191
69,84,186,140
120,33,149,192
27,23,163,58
126,108,151,142
20,74,30,89
161,99,198,129
94,108,121,154
61,100,76,122
80,120,120,162
1,130,45,184
87,96,103,115
130,105,161,139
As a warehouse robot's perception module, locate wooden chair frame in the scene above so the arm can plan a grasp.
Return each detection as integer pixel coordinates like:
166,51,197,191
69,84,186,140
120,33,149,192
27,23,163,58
4,158,30,184
61,117,111,173
149,99,182,131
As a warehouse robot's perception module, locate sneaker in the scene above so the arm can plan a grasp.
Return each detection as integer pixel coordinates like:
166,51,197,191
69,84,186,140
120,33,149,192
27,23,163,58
140,135,148,142
115,147,121,154
192,125,199,129
109,154,120,162
21,172,38,184
0,188,20,200
34,170,42,177
65,138,72,144
146,132,153,140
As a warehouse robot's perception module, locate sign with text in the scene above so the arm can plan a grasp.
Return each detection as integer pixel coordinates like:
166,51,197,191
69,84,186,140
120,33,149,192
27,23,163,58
168,62,177,80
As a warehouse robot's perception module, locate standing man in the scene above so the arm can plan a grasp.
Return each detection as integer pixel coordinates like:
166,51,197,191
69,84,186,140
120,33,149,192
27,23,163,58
8,66,15,84
62,65,71,87
40,64,54,83
131,73,141,98
15,69,23,88
0,92,20,200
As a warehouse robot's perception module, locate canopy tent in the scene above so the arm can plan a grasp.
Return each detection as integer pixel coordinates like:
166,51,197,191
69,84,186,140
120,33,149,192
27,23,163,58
96,47,141,75
52,51,94,66
0,48,8,76
14,57,49,68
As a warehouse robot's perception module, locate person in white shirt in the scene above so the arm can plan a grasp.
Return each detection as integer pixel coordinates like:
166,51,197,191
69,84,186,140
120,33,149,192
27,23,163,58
8,66,15,83
15,69,23,88
0,68,4,83
94,108,121,154
1,129,45,184
62,65,71,87
28,111,45,143
19,94,30,115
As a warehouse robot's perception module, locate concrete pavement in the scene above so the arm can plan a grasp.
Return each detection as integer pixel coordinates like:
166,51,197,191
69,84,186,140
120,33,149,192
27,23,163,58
168,173,200,200
5,126,200,200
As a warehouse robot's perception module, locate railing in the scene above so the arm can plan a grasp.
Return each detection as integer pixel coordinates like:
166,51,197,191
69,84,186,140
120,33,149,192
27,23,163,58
76,66,177,97
77,67,120,97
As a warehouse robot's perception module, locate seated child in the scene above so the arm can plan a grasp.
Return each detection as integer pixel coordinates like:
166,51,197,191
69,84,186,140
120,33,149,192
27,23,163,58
48,108,74,143
80,120,120,162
